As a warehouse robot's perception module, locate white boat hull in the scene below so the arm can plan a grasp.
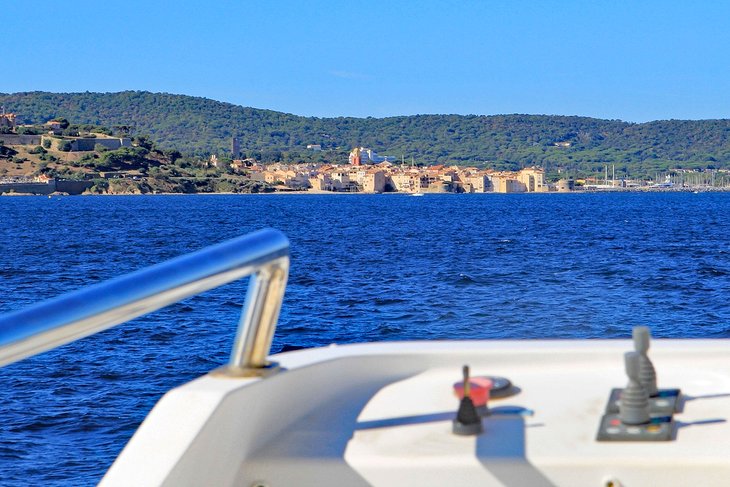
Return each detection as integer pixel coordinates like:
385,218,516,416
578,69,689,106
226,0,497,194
101,339,730,486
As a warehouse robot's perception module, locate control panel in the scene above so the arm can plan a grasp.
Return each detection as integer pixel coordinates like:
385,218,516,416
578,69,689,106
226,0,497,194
342,333,730,486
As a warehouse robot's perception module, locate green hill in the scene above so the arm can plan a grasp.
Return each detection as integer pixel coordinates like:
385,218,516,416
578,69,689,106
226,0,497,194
3,91,730,177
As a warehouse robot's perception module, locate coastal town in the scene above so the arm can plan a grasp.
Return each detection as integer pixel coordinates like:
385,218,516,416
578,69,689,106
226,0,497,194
2,111,729,195
220,147,556,194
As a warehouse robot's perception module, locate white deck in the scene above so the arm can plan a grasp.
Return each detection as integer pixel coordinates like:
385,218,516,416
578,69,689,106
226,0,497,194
101,340,730,486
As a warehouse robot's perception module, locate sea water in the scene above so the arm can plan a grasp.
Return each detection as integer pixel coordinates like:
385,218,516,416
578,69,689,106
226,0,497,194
1,192,729,485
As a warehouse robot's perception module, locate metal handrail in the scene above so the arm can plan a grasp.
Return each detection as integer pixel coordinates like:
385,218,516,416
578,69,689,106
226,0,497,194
0,228,289,376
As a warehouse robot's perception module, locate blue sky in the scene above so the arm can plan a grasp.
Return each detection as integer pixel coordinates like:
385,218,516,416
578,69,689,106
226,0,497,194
4,1,730,122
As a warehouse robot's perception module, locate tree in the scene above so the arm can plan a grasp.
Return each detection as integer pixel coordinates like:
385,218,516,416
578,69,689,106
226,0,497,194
165,149,182,163
34,161,50,175
17,126,43,135
58,140,72,152
133,135,154,150
42,138,51,149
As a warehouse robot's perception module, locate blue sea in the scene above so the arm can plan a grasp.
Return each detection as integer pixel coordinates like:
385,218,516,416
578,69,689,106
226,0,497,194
1,192,730,485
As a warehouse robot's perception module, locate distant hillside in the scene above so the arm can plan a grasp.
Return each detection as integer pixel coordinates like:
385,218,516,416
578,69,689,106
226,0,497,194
3,91,730,176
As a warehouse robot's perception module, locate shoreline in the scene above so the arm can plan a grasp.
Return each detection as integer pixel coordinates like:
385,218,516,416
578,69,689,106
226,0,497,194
3,187,730,197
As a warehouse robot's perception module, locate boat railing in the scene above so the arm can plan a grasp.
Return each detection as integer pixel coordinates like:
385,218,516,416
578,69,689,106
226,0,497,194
0,228,289,376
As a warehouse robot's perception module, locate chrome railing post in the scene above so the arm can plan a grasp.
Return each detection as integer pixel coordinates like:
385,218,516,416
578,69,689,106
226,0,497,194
226,256,289,375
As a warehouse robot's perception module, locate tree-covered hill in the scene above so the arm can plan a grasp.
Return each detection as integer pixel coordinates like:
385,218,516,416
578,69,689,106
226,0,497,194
3,91,730,176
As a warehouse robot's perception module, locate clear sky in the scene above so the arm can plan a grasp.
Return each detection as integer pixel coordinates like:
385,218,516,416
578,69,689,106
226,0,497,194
5,1,730,122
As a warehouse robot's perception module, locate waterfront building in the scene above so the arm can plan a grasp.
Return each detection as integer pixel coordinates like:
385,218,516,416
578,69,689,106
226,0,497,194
309,174,333,191
556,178,574,192
389,171,422,193
285,172,312,190
326,169,358,191
362,170,386,193
330,169,350,185
425,180,453,193
517,167,548,192
464,174,492,193
491,173,523,193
